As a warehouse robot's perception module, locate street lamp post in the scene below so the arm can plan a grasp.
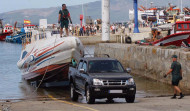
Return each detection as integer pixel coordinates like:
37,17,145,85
181,0,183,14
102,0,110,41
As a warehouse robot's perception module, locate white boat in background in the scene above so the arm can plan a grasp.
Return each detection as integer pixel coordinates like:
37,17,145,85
17,29,84,84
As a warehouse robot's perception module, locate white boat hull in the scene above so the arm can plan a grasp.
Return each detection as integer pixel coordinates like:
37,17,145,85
17,30,84,81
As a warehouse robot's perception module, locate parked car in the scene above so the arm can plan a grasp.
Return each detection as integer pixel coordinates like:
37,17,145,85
68,57,136,104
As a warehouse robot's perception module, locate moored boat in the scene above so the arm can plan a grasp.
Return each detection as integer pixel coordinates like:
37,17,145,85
136,21,190,46
6,24,35,44
0,20,13,41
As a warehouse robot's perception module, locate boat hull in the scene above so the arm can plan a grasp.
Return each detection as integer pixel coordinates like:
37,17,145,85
0,32,13,41
22,63,70,82
154,32,190,46
136,32,190,46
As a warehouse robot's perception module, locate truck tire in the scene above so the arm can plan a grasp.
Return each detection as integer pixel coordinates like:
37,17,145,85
86,86,95,104
125,95,135,103
70,83,78,101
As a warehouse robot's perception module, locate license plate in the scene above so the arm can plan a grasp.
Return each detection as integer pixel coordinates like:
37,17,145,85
109,90,123,93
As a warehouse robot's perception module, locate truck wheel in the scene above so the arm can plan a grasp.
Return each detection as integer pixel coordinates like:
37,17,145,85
86,86,95,104
70,83,78,101
125,95,135,103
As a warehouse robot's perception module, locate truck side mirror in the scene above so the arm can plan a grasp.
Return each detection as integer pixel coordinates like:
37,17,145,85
79,69,85,73
126,68,131,73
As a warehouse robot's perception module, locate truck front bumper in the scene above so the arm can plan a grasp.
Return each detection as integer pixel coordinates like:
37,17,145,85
90,85,136,99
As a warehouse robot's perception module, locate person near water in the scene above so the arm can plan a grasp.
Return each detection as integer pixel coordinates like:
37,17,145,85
58,4,72,37
164,55,184,99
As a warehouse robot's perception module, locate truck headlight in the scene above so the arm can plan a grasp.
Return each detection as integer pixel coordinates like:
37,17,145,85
126,78,135,85
93,79,103,86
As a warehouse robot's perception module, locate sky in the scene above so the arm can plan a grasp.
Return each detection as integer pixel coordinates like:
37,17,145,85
0,0,99,13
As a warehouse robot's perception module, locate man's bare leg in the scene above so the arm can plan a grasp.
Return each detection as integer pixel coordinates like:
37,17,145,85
60,28,63,37
171,86,177,99
65,28,69,36
174,86,181,93
174,86,184,99
174,87,177,94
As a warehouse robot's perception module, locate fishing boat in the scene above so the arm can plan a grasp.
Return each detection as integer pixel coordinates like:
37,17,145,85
135,21,190,46
6,24,35,44
17,29,84,85
0,20,13,41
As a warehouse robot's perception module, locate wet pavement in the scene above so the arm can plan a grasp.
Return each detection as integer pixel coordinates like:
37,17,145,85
0,42,189,104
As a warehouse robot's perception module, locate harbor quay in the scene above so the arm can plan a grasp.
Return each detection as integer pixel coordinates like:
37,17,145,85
95,43,190,91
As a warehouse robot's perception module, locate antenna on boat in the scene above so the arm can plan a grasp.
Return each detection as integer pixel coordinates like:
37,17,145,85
181,0,183,14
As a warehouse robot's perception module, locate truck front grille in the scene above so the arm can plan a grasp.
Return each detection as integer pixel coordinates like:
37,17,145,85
102,80,126,86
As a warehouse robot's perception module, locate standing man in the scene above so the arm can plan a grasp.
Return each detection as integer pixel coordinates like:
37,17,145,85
164,55,184,99
58,4,72,37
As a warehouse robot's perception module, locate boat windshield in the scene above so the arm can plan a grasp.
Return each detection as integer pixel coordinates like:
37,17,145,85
22,51,27,59
88,60,125,73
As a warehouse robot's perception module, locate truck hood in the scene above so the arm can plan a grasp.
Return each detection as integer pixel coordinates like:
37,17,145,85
89,72,132,79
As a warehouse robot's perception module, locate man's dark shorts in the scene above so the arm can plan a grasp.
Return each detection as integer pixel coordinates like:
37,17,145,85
172,80,180,86
60,20,69,29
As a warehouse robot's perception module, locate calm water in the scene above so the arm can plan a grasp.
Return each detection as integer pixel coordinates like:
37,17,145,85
0,42,22,99
0,42,182,102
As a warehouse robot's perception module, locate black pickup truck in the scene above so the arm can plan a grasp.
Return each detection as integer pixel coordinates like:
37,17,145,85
68,57,136,104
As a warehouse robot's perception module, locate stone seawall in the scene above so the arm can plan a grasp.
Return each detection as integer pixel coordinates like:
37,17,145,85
78,36,117,45
94,43,190,90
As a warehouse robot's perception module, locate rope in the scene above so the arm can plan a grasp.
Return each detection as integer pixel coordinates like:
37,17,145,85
33,30,58,93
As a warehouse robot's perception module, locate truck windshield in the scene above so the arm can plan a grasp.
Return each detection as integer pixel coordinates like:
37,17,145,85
88,60,125,73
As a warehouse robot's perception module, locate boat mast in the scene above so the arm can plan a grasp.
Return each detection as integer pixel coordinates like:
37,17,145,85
181,0,183,14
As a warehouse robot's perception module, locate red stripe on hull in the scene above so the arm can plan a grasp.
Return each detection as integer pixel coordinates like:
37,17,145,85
0,32,13,41
37,41,64,57
35,51,60,65
22,63,70,81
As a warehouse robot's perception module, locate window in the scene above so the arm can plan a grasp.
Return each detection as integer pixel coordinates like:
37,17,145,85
22,51,28,59
178,24,182,29
184,24,188,29
82,62,87,72
77,61,83,70
88,60,125,73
